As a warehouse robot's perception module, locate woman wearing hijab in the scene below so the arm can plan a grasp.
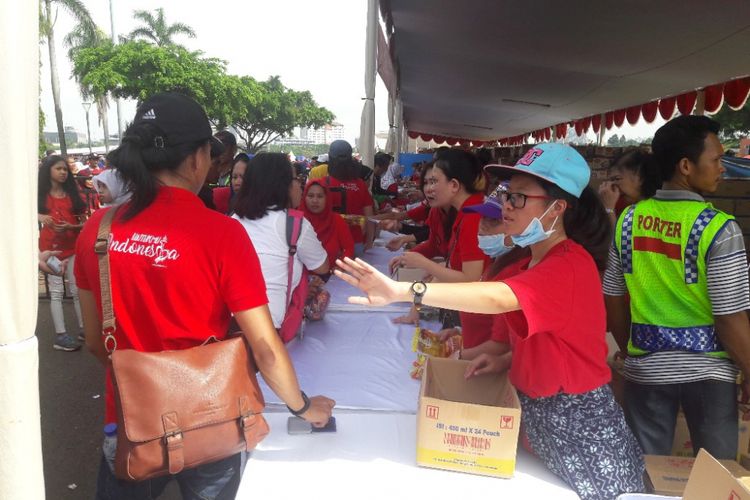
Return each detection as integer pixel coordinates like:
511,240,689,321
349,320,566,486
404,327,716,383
92,169,132,207
303,180,355,267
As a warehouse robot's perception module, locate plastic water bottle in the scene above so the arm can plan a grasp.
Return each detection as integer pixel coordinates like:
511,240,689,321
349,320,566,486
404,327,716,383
102,423,117,474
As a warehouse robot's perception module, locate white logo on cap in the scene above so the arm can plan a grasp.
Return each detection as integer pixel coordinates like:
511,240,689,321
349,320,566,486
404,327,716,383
142,109,156,120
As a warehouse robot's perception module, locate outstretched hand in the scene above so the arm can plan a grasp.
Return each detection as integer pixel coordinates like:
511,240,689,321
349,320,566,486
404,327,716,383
335,257,406,307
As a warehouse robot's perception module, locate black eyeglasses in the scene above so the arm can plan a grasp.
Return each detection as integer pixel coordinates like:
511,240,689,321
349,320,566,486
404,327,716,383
500,192,552,209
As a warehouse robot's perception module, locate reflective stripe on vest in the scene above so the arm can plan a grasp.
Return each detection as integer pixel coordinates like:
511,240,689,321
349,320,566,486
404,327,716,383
619,205,636,274
684,208,717,284
631,323,720,353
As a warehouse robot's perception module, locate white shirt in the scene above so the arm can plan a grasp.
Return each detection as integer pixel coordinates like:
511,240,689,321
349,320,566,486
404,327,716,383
234,210,327,328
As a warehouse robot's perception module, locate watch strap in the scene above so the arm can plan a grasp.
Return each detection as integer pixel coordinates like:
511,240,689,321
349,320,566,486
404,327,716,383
287,391,310,416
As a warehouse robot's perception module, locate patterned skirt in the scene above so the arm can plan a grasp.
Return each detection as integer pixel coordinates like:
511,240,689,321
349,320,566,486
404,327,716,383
518,385,645,500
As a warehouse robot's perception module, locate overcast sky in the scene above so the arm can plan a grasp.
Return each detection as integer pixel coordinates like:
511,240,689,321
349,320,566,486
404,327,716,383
40,0,661,146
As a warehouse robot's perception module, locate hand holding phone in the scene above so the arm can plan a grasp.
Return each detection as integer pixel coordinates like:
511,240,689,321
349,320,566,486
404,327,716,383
287,416,337,435
46,256,62,275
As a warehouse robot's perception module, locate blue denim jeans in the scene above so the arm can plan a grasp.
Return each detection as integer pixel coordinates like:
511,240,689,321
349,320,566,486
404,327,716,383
624,379,738,459
95,452,241,500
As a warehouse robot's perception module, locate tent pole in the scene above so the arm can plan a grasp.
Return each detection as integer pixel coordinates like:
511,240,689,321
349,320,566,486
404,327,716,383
359,0,378,170
0,0,46,497
597,114,606,146
694,90,706,116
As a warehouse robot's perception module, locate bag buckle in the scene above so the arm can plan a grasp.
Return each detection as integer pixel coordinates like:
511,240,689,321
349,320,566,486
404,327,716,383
102,326,117,353
164,430,183,443
94,237,109,255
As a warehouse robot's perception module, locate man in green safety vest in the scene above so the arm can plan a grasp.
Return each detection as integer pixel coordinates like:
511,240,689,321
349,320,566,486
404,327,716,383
604,115,750,460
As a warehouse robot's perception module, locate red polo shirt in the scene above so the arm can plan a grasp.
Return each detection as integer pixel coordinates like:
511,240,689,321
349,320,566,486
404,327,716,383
447,193,489,271
406,202,429,223
75,186,268,422
494,239,610,398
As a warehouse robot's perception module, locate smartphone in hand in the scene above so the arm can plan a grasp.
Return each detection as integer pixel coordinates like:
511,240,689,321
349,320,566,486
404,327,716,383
46,256,62,274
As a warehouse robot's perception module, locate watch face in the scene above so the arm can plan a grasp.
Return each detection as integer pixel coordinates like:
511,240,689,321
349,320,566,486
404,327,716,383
412,282,427,294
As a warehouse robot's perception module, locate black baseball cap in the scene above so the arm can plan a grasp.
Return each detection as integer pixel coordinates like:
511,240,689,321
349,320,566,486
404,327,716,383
133,92,224,157
329,139,353,160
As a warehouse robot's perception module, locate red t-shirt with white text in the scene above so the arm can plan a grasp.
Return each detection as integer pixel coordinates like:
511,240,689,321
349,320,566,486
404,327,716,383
75,187,268,422
495,239,610,398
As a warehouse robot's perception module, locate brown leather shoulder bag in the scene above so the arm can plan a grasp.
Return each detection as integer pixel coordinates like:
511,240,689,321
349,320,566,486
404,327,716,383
95,207,269,481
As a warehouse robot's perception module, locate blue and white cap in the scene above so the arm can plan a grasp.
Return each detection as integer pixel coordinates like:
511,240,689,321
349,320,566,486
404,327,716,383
484,143,590,198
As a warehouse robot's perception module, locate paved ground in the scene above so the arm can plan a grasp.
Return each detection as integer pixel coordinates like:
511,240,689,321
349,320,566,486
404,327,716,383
37,298,180,499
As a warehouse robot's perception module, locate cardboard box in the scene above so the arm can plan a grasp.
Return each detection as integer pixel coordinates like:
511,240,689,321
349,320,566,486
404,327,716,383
683,449,750,500
646,454,749,496
416,357,521,478
394,266,428,282
671,409,750,461
671,411,693,457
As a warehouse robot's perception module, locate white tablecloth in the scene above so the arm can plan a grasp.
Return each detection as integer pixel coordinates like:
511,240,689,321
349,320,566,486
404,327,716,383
258,310,427,412
238,411,579,499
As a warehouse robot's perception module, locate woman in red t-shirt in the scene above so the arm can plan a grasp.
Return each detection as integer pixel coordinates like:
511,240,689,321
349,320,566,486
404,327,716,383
336,144,645,499
434,192,530,350
389,149,488,284
38,154,88,351
75,92,334,498
303,180,355,267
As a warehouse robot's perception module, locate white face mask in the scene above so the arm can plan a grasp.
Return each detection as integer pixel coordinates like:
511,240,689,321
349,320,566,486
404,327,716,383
477,233,514,258
510,202,559,248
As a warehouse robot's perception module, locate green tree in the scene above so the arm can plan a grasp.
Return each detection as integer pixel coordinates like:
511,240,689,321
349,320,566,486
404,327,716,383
72,43,334,153
712,101,750,141
72,41,229,122
233,76,335,153
65,25,113,152
128,8,196,47
39,0,97,156
39,106,52,157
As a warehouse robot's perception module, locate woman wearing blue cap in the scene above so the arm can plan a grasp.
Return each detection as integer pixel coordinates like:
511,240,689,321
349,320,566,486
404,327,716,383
335,143,644,499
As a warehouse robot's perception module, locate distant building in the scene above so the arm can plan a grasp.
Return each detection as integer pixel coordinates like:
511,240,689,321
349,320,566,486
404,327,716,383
300,123,346,144
44,126,85,146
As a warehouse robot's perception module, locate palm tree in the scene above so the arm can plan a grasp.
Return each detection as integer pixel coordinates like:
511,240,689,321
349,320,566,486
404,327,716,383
39,0,96,156
128,8,196,47
65,24,112,152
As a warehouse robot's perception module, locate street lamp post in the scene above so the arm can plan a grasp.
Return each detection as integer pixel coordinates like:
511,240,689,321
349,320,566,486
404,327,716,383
82,101,92,155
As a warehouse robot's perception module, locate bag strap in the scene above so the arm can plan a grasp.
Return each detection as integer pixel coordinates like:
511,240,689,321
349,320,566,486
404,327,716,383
284,209,304,308
324,176,347,214
95,207,120,353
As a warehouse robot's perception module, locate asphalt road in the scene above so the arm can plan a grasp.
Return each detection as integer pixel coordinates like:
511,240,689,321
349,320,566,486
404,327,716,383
37,298,180,499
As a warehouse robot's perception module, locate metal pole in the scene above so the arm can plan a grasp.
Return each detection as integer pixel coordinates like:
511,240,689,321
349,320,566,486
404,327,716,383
110,0,123,145
86,110,92,154
83,102,92,154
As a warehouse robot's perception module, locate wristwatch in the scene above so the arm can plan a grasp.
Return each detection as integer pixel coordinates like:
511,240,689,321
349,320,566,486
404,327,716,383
287,391,310,417
410,280,427,312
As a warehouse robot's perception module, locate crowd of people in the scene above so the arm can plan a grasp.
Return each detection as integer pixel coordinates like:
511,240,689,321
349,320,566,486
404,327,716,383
36,91,750,500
